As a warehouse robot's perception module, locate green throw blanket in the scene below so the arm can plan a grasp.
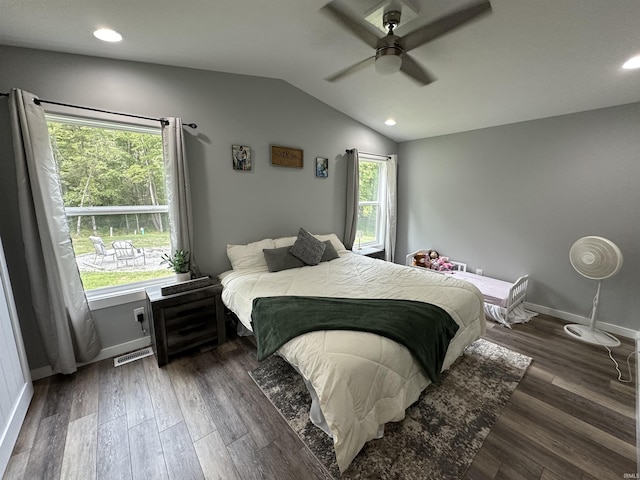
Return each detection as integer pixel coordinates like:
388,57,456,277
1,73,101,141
251,296,459,383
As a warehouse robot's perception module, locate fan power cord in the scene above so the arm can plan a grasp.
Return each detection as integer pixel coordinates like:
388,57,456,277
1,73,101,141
589,306,638,383
586,305,636,383
603,345,636,384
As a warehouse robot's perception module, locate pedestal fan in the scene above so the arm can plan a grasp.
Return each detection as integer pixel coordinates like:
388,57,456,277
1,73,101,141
564,236,623,347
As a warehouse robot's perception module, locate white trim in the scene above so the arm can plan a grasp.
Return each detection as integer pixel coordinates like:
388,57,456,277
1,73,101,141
0,236,33,478
87,276,176,310
357,158,387,248
88,290,147,310
636,335,639,475
525,302,639,339
0,382,33,477
82,337,152,365
46,113,161,134
30,336,152,381
65,205,168,216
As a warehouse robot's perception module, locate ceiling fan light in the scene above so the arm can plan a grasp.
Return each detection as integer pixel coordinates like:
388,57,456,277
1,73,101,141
375,54,402,75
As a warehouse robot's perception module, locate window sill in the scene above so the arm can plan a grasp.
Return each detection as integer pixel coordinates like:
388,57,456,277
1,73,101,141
87,276,177,310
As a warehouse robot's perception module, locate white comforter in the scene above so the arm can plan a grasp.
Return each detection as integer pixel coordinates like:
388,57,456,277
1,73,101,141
220,251,485,472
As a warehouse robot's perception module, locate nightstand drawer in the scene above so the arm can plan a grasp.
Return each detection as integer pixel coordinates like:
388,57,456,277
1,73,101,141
163,297,217,331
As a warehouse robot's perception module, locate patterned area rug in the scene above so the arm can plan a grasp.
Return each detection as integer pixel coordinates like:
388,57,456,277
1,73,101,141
249,338,532,479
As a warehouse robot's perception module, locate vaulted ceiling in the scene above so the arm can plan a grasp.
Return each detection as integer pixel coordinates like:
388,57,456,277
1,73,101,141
1,0,639,142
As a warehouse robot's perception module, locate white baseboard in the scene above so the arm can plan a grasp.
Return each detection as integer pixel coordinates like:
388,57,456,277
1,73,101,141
525,302,639,340
30,336,151,381
82,337,152,365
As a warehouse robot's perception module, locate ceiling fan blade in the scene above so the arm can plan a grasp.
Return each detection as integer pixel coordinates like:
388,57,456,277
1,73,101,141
399,0,492,53
325,56,376,82
400,54,436,86
320,3,380,49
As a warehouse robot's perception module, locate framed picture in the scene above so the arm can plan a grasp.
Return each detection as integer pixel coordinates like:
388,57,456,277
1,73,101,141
315,157,328,177
271,145,303,168
232,145,251,171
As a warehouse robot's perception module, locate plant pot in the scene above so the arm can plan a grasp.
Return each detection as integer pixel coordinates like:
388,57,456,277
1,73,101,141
176,272,191,282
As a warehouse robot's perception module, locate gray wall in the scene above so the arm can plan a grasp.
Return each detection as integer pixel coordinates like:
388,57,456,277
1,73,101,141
2,45,637,372
397,103,640,331
0,46,396,370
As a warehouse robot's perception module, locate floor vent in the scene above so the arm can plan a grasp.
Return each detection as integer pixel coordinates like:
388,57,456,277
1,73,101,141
113,347,154,367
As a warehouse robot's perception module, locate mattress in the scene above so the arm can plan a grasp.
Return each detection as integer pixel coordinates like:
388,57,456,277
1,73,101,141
444,270,513,307
220,250,485,471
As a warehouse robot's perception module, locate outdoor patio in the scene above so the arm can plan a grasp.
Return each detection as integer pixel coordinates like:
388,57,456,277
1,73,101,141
76,246,171,272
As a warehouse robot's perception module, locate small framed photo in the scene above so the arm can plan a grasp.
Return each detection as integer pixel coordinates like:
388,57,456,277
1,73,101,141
315,157,328,177
232,145,252,171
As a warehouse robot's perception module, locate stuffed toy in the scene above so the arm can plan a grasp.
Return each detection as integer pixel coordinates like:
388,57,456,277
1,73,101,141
436,256,455,271
412,252,430,268
427,249,440,270
424,249,455,271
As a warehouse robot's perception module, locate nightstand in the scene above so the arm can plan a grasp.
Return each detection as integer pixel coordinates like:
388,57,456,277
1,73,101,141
145,283,226,366
353,247,385,260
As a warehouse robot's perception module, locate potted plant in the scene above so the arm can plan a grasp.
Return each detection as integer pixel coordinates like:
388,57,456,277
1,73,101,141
161,250,191,282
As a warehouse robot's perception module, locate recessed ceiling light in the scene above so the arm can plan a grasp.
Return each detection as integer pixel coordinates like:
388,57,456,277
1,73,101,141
622,55,640,70
385,118,397,126
93,28,123,43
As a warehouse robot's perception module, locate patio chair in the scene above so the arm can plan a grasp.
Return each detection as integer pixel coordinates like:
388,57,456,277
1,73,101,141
89,236,116,264
112,240,146,268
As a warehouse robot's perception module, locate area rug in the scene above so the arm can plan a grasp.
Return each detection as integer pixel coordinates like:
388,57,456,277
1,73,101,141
249,338,532,479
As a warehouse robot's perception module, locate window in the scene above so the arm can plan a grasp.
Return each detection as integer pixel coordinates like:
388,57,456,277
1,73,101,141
47,115,173,294
357,158,387,250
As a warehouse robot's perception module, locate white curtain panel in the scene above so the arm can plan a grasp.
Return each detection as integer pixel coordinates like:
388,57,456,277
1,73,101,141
384,154,397,262
162,117,199,277
9,89,101,373
343,148,360,250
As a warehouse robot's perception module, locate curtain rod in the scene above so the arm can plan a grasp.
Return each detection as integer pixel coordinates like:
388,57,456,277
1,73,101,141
0,91,197,129
345,149,390,159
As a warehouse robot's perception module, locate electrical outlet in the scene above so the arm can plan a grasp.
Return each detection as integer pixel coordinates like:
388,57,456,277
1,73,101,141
475,268,483,276
133,307,145,323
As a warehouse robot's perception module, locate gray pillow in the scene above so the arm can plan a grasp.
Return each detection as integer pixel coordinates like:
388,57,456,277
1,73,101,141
289,228,326,265
320,240,340,263
264,241,338,272
263,246,305,272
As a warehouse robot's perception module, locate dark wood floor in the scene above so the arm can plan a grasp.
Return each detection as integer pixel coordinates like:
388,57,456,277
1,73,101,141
4,314,637,480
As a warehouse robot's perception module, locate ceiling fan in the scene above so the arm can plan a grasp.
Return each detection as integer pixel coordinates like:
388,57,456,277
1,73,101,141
321,0,492,86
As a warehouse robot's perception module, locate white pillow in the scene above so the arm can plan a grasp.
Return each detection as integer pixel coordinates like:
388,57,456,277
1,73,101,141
274,236,297,248
275,233,347,252
312,233,347,252
226,238,275,270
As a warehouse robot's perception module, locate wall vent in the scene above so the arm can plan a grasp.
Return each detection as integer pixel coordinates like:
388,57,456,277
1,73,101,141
113,347,154,367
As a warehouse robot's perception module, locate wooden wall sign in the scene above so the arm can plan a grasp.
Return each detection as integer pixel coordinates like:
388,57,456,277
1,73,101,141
271,146,303,168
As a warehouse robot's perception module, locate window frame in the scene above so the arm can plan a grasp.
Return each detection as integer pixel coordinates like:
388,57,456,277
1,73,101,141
357,156,388,251
46,113,177,309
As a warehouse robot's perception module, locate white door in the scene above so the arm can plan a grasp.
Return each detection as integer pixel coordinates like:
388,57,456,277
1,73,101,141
0,235,33,477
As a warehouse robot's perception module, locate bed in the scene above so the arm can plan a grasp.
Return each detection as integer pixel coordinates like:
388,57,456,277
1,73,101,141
405,251,534,327
443,271,534,327
220,233,486,472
